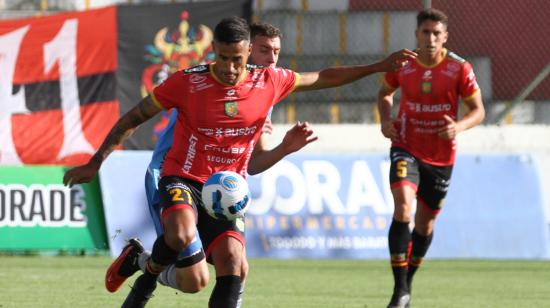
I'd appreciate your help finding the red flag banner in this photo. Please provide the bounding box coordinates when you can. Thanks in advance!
[0,6,118,165]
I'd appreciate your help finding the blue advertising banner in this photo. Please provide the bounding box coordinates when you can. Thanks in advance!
[245,153,550,259]
[99,151,550,259]
[246,154,393,259]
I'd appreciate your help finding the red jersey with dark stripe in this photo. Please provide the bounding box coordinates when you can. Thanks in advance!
[384,49,480,166]
[152,63,298,183]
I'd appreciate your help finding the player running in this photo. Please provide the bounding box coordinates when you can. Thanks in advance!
[104,22,315,308]
[377,8,485,308]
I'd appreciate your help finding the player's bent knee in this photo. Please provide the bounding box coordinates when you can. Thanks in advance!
[164,228,196,251]
[175,261,209,293]
[393,210,412,223]
[212,237,245,276]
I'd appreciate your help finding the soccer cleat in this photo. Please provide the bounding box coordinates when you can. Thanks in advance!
[387,291,411,308]
[106,238,145,293]
[121,274,157,308]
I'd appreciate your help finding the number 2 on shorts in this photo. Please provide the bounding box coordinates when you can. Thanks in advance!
[169,188,192,203]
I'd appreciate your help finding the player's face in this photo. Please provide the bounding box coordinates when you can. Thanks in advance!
[250,35,281,67]
[213,40,251,85]
[415,20,448,59]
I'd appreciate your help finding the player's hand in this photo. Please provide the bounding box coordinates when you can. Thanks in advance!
[63,159,101,187]
[437,114,462,139]
[281,121,318,154]
[381,119,398,140]
[262,118,273,134]
[380,49,418,72]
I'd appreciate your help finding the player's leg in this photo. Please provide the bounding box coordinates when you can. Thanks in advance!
[407,163,453,291]
[236,246,249,308]
[162,241,209,292]
[209,236,245,308]
[387,147,419,308]
[122,176,199,307]
[105,170,162,293]
[196,202,246,308]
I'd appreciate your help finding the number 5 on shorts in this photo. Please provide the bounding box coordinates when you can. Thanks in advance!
[396,161,407,178]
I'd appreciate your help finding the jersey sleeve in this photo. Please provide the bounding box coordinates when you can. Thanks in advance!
[383,70,400,90]
[268,67,299,104]
[459,62,481,101]
[151,71,187,110]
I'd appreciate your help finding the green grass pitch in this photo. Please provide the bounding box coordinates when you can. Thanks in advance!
[0,256,549,307]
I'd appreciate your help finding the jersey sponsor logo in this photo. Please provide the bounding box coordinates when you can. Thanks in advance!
[198,126,257,137]
[189,74,207,83]
[206,155,237,165]
[422,70,432,80]
[204,144,246,154]
[222,126,257,137]
[406,101,451,113]
[245,80,266,89]
[189,82,214,93]
[401,62,415,75]
[183,134,198,173]
[224,101,238,117]
[224,89,239,99]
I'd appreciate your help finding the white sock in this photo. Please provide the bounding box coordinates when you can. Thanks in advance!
[157,264,179,289]
[137,250,151,272]
[138,250,179,290]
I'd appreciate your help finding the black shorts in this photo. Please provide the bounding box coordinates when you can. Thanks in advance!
[158,176,246,260]
[389,147,453,213]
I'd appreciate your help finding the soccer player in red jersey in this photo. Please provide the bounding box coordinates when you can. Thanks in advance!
[377,9,485,308]
[102,22,315,308]
[64,16,416,308]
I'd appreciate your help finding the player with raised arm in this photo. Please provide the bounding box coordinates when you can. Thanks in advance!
[377,8,485,308]
[103,22,316,308]
[64,16,416,308]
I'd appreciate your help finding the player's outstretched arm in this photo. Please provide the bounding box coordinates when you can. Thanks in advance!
[294,49,417,92]
[248,121,317,175]
[63,95,162,187]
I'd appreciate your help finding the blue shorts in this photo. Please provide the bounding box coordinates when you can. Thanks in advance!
[145,167,204,260]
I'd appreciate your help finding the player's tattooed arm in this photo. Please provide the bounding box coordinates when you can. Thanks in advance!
[63,95,162,186]
[91,95,162,164]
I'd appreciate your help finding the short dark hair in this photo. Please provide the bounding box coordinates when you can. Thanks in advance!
[250,22,282,40]
[417,8,448,29]
[214,16,250,43]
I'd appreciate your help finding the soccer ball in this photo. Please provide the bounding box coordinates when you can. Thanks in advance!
[201,171,251,220]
